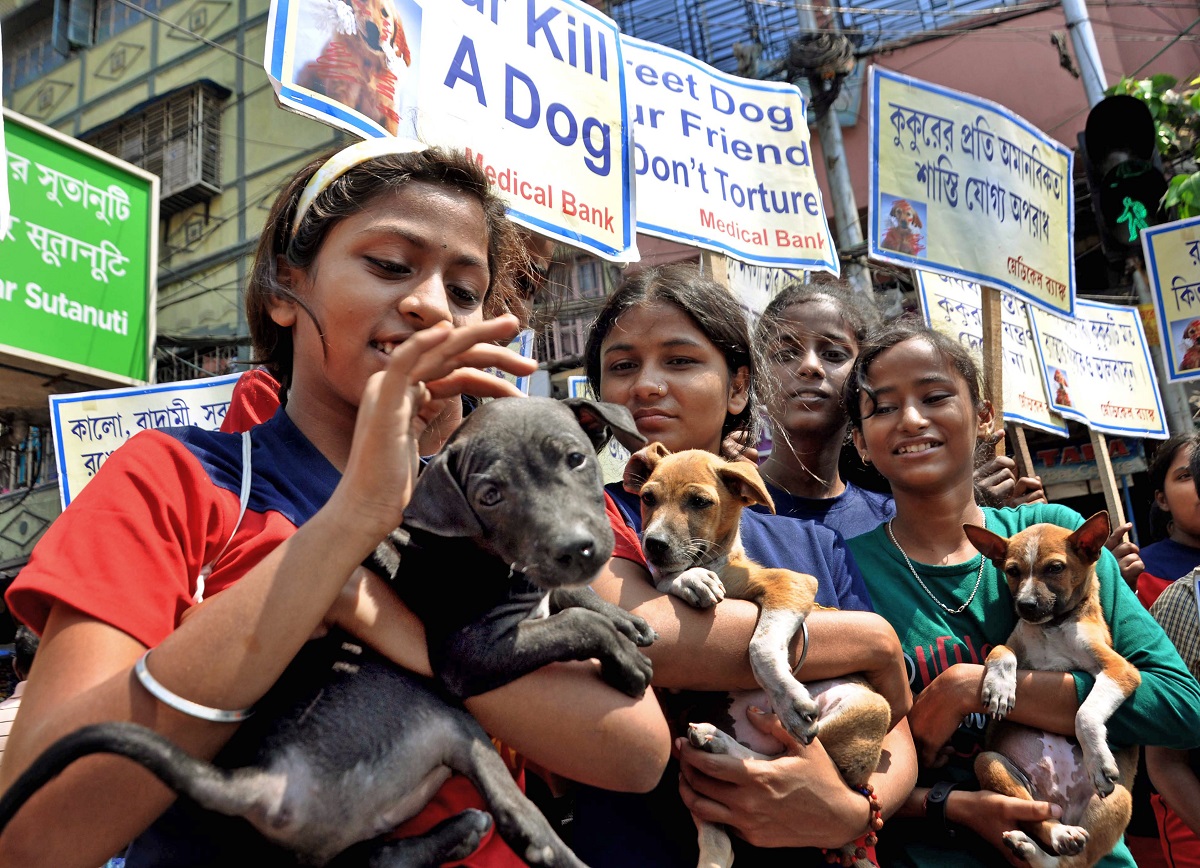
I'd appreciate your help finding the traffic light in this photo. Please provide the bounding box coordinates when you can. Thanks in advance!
[1080,94,1169,256]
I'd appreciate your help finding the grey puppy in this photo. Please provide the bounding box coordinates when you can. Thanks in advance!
[0,397,652,868]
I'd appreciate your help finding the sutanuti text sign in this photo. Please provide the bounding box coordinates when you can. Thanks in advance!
[1142,215,1200,383]
[1027,298,1167,439]
[916,271,1067,437]
[264,0,636,261]
[1,110,156,385]
[621,36,837,272]
[869,68,1074,316]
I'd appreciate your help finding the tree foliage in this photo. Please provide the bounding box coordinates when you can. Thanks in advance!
[1109,74,1200,217]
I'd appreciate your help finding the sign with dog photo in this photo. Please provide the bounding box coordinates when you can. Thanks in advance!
[868,68,1074,316]
[264,0,636,262]
[621,36,838,273]
[1027,298,1168,439]
[1141,214,1200,382]
[916,271,1067,437]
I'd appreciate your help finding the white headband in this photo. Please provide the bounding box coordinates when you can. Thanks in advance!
[290,137,428,238]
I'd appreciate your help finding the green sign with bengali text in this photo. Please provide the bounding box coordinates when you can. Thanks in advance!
[2,110,156,384]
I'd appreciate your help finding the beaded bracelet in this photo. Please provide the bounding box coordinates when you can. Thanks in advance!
[134,649,255,723]
[822,782,884,867]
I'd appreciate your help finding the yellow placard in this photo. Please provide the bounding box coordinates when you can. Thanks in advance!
[869,67,1074,315]
[1142,215,1200,381]
[1027,299,1168,439]
[916,272,1066,437]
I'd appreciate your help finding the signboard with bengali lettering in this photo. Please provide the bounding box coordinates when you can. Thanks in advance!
[869,68,1074,316]
[1142,215,1200,383]
[1,108,157,387]
[49,374,240,507]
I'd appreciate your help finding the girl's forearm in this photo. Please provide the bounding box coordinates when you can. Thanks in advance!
[1146,746,1200,834]
[871,719,918,821]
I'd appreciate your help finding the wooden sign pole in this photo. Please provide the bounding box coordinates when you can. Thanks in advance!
[1088,428,1127,528]
[1006,423,1036,478]
[980,287,1005,458]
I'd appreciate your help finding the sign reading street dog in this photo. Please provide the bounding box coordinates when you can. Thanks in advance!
[621,36,838,273]
[1141,215,1200,383]
[869,68,1074,316]
[1027,298,1167,439]
[264,0,636,262]
[916,272,1067,437]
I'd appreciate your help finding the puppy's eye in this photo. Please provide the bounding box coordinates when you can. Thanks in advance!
[478,487,503,507]
[566,451,587,469]
[1044,561,1065,574]
[687,495,714,510]
[1005,565,1021,580]
[641,491,657,508]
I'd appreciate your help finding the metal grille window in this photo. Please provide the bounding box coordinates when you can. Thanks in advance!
[3,12,61,92]
[536,316,590,364]
[84,81,226,215]
[154,344,242,384]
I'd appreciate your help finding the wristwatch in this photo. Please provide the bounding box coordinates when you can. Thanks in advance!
[923,781,960,838]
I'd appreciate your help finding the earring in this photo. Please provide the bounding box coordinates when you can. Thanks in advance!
[860,453,871,465]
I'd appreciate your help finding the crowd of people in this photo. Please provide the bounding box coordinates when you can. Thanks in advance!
[0,138,1198,868]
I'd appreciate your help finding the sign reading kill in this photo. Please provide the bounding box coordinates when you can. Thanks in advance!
[1027,298,1168,439]
[621,36,838,272]
[264,0,636,261]
[1142,215,1200,382]
[869,68,1074,315]
[916,272,1066,436]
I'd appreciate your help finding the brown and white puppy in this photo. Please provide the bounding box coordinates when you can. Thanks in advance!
[625,443,891,868]
[964,511,1140,868]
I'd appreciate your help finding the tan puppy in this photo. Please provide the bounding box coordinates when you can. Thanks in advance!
[964,511,1139,868]
[624,443,891,868]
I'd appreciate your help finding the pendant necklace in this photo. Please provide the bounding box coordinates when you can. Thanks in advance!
[885,519,984,616]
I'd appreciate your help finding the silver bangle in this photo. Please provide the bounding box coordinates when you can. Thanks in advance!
[134,649,254,723]
[790,620,810,678]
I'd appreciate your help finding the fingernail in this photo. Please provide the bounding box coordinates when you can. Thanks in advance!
[748,705,766,715]
[1050,804,1062,818]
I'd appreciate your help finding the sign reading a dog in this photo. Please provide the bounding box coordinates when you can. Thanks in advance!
[264,0,636,263]
[1142,215,1200,383]
[868,68,1075,317]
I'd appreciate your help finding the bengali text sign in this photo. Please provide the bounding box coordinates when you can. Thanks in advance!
[265,0,635,261]
[2,109,156,385]
[50,374,241,507]
[622,36,837,272]
[869,68,1074,315]
[1142,215,1200,382]
[916,272,1066,436]
[1027,299,1167,439]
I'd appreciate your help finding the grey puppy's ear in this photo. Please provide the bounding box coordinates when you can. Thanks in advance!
[563,398,647,452]
[403,444,484,538]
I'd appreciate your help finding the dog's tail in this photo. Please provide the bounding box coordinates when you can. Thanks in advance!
[0,722,274,835]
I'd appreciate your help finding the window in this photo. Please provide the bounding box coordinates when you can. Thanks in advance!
[536,316,589,364]
[84,81,227,215]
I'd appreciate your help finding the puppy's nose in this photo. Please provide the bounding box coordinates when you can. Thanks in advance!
[555,535,600,570]
[643,535,670,562]
[1015,598,1042,621]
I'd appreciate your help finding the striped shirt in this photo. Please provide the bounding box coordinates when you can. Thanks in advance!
[1150,568,1200,682]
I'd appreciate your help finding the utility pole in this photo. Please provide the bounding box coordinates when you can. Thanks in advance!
[1063,0,1194,433]
[791,4,871,297]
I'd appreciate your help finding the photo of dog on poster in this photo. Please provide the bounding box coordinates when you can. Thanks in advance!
[879,194,927,258]
[1171,316,1200,372]
[290,0,422,137]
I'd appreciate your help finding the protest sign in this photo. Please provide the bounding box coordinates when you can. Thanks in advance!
[49,373,240,507]
[264,0,636,261]
[1027,298,1167,439]
[622,36,837,272]
[2,109,157,387]
[723,259,806,316]
[1141,214,1200,382]
[869,68,1074,316]
[916,272,1066,436]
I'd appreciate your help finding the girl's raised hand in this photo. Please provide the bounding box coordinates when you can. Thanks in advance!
[334,316,537,541]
